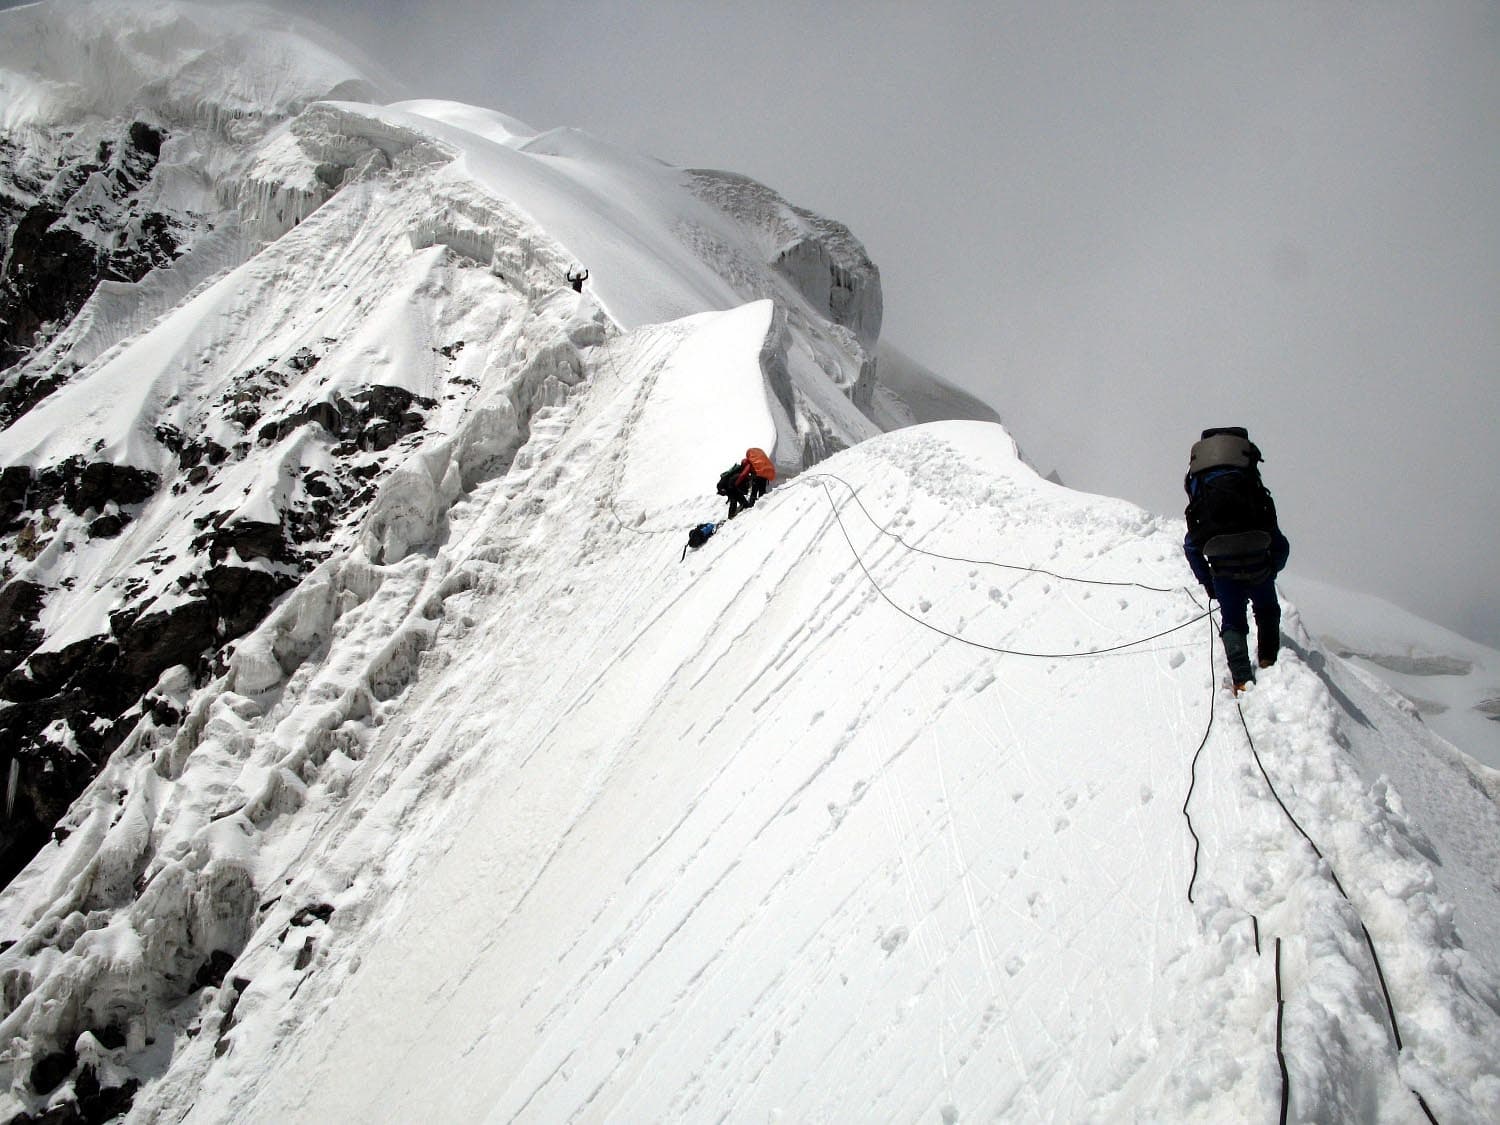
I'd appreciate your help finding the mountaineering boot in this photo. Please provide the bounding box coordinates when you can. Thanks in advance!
[1253,604,1281,669]
[1221,629,1254,692]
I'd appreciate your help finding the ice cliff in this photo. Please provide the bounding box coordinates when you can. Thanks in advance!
[1,4,1498,1123]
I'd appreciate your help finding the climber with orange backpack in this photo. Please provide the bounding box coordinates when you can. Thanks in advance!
[716,446,775,519]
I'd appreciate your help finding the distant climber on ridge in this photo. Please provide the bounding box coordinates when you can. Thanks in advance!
[716,447,775,520]
[1182,427,1290,693]
[566,265,589,292]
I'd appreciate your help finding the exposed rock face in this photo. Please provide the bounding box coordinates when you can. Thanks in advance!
[0,122,194,419]
[0,68,610,895]
[0,374,452,886]
[0,10,902,1111]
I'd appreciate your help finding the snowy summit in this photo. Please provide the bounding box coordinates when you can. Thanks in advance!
[1,3,1498,1122]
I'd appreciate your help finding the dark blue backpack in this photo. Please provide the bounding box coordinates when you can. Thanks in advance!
[1185,429,1279,582]
[681,521,719,561]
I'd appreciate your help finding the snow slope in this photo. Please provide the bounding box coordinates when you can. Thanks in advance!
[7,399,1500,1121]
[1281,574,1500,772]
[0,5,1498,1124]
[0,0,885,891]
[0,0,379,132]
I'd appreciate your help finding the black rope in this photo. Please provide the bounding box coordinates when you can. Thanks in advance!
[1182,604,1217,903]
[820,480,1213,659]
[810,471,1187,594]
[1234,695,1446,1120]
[1234,697,1407,1047]
[1276,937,1290,1125]
[810,469,1442,1120]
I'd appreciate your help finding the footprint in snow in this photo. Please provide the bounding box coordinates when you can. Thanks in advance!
[880,927,908,955]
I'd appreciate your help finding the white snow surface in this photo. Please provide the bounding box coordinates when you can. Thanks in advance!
[1,5,1499,1124]
[10,410,1500,1123]
[0,0,379,131]
[1281,574,1500,772]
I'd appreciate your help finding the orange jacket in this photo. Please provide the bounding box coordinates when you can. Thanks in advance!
[743,447,775,482]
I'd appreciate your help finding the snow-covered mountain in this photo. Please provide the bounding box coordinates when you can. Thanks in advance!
[1,4,1498,1123]
[1280,575,1500,772]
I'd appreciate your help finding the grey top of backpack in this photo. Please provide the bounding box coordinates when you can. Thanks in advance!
[1189,429,1263,475]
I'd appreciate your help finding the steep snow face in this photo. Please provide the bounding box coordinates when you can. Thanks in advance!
[2,402,1498,1122]
[0,0,386,392]
[0,1,889,898]
[2,6,1498,1123]
[872,339,1006,431]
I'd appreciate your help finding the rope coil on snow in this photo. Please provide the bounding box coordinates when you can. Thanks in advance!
[809,472,1188,593]
[818,479,1212,659]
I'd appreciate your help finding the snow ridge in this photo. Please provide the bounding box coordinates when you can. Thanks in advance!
[0,5,1498,1124]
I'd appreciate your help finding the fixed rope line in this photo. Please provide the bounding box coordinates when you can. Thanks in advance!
[1233,696,1406,1048]
[819,480,1213,659]
[808,471,1188,594]
[1275,938,1290,1125]
[1232,680,1441,1123]
[803,468,1438,1118]
[1181,601,1218,904]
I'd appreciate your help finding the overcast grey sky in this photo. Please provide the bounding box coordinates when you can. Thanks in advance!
[22,0,1500,644]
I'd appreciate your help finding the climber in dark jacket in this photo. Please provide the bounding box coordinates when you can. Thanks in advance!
[716,462,751,519]
[716,447,776,520]
[1182,428,1290,692]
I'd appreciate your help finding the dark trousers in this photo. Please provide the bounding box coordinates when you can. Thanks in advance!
[726,475,768,519]
[1212,574,1281,681]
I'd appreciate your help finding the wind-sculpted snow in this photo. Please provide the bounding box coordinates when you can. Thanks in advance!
[1,0,889,914]
[685,168,884,351]
[0,0,378,133]
[5,381,1500,1122]
[2,5,1499,1122]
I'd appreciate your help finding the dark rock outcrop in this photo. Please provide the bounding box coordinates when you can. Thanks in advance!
[0,120,192,421]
